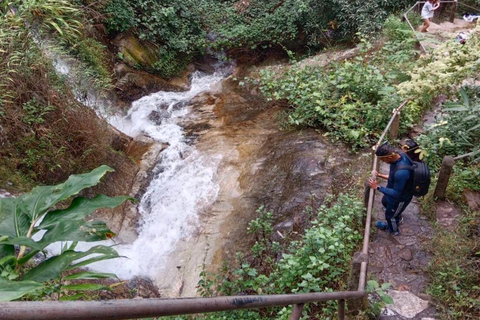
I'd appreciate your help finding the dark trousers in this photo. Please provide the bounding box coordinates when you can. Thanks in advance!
[382,195,413,233]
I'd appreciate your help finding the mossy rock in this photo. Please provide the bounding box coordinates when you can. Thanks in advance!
[113,32,160,69]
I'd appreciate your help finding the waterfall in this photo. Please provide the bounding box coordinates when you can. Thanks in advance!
[96,71,226,279]
[46,66,232,282]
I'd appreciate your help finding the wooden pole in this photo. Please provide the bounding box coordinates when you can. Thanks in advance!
[434,156,455,200]
[389,112,400,140]
[450,0,457,23]
[289,304,304,320]
[338,299,345,320]
[347,252,369,314]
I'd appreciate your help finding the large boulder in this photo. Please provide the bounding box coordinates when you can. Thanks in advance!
[115,64,187,101]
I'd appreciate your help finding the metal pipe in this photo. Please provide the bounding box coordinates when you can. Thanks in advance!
[454,151,477,161]
[404,2,420,16]
[289,303,304,320]
[338,299,345,320]
[0,292,364,320]
[458,2,480,12]
[358,100,408,291]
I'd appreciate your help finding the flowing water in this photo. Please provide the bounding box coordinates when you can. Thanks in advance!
[96,70,228,279]
[47,66,233,282]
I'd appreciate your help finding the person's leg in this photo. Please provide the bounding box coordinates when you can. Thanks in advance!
[394,195,413,226]
[385,200,401,234]
[421,18,430,32]
[382,195,388,208]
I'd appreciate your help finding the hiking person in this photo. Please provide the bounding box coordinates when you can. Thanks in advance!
[421,0,440,32]
[369,142,414,236]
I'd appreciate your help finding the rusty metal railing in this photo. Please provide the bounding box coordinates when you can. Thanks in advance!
[0,102,410,320]
[404,1,480,53]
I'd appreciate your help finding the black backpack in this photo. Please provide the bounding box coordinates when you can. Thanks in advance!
[393,154,431,197]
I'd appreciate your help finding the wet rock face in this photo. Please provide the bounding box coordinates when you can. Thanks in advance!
[156,75,356,297]
[115,64,187,102]
[112,32,160,70]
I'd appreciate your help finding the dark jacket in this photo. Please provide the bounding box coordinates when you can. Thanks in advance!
[378,153,413,202]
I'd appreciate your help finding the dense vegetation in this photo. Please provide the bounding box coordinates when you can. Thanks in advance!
[418,89,480,318]
[0,0,121,190]
[101,0,416,77]
[0,166,130,301]
[255,16,418,149]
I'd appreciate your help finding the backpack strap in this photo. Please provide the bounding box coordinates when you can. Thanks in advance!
[393,164,414,175]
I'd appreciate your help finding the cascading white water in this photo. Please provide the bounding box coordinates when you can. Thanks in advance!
[69,69,229,281]
[32,35,235,283]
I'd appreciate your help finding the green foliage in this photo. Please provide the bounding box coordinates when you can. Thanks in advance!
[102,0,417,77]
[21,99,55,125]
[104,0,135,33]
[417,86,480,168]
[330,0,415,38]
[0,166,132,301]
[69,38,112,90]
[151,48,191,79]
[427,209,480,319]
[251,16,422,150]
[365,280,393,317]
[397,25,480,105]
[196,194,364,319]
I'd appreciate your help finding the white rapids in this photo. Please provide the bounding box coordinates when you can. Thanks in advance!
[47,69,229,282]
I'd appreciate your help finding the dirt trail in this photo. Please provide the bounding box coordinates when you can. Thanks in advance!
[417,18,475,51]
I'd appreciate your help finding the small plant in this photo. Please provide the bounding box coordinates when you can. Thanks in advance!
[365,280,394,317]
[21,99,55,125]
[0,165,133,301]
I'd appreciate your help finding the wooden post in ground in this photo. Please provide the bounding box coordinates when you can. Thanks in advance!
[346,252,368,314]
[389,112,400,140]
[450,0,458,23]
[434,156,455,200]
[289,304,304,320]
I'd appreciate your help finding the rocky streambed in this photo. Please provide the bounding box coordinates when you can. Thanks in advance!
[98,69,361,297]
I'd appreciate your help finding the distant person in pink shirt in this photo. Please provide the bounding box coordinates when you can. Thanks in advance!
[421,0,440,32]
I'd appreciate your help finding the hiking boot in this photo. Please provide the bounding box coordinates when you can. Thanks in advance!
[375,221,388,230]
[398,216,404,225]
[376,221,400,236]
[389,228,401,236]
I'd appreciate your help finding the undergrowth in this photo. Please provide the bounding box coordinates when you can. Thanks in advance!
[0,1,115,188]
[427,207,480,319]
[184,194,365,320]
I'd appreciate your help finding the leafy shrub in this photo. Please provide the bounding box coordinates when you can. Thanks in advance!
[257,56,400,149]
[196,194,364,319]
[104,0,135,33]
[0,166,132,301]
[427,209,480,319]
[417,86,480,168]
[151,48,191,79]
[21,99,56,125]
[397,26,480,106]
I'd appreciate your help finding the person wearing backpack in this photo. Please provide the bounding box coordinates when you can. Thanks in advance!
[369,142,415,236]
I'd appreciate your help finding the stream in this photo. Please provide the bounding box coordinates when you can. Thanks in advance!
[44,52,354,297]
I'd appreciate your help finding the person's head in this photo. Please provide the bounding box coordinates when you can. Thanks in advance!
[401,138,421,162]
[375,142,400,164]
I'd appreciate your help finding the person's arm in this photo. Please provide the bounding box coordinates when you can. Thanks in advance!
[373,171,388,180]
[378,170,410,200]
[433,3,440,10]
